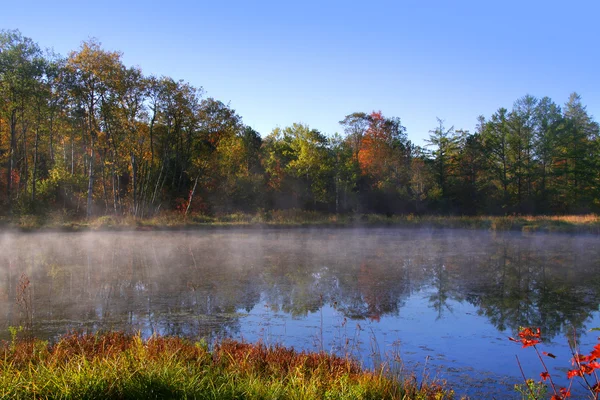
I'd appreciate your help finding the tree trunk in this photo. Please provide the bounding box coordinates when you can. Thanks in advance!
[49,114,55,163]
[71,133,74,175]
[111,148,117,214]
[131,152,137,217]
[151,162,163,207]
[185,175,199,216]
[21,114,28,195]
[31,127,39,204]
[101,151,109,213]
[7,108,17,210]
[86,144,95,219]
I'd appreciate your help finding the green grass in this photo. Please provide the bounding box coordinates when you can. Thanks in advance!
[4,210,600,234]
[0,332,454,399]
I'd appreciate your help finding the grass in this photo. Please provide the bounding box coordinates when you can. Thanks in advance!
[3,210,600,234]
[0,331,454,399]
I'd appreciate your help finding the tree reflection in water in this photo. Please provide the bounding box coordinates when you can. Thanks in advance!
[0,229,599,344]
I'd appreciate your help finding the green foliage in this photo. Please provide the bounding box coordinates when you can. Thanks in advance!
[37,159,87,209]
[1,30,599,218]
[514,379,548,400]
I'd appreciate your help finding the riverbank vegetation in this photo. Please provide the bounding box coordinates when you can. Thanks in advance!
[0,331,453,399]
[1,30,600,221]
[2,211,600,234]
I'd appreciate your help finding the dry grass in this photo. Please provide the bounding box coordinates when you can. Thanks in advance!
[6,210,600,234]
[0,332,455,399]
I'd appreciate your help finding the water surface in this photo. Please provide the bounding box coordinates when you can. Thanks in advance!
[1,228,599,398]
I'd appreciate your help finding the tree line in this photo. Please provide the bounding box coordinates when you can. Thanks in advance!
[1,30,598,218]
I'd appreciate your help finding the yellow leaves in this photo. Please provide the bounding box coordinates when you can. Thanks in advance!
[66,40,126,102]
[67,39,123,74]
[216,135,246,175]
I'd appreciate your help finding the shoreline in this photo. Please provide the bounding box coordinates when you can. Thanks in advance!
[1,213,599,235]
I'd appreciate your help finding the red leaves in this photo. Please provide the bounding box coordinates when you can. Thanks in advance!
[518,327,541,339]
[582,362,600,374]
[521,339,541,348]
[569,341,600,384]
[510,326,600,399]
[550,387,571,399]
[567,368,583,379]
[540,371,550,381]
[573,353,592,363]
[559,387,571,397]
[510,327,542,348]
[568,361,600,378]
[591,344,600,360]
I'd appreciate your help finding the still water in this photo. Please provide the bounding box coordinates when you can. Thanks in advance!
[1,228,599,398]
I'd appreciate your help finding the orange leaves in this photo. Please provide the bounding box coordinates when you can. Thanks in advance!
[357,134,380,176]
[357,111,398,181]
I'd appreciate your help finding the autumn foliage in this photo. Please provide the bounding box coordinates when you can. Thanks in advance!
[1,29,599,218]
[511,326,600,399]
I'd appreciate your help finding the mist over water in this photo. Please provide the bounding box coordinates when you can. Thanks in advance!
[1,228,599,398]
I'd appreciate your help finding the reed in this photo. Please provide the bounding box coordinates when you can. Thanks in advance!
[0,331,454,399]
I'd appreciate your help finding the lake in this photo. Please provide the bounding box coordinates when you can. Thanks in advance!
[1,228,599,398]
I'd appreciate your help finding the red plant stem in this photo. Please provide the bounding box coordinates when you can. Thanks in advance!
[570,330,596,397]
[516,354,538,400]
[592,369,600,400]
[533,344,558,396]
[562,378,573,400]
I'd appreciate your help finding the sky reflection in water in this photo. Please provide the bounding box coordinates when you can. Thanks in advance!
[0,228,599,398]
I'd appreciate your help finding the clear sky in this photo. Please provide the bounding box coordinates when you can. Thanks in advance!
[2,0,599,146]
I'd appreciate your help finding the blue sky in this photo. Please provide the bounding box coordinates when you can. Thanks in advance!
[2,0,599,145]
